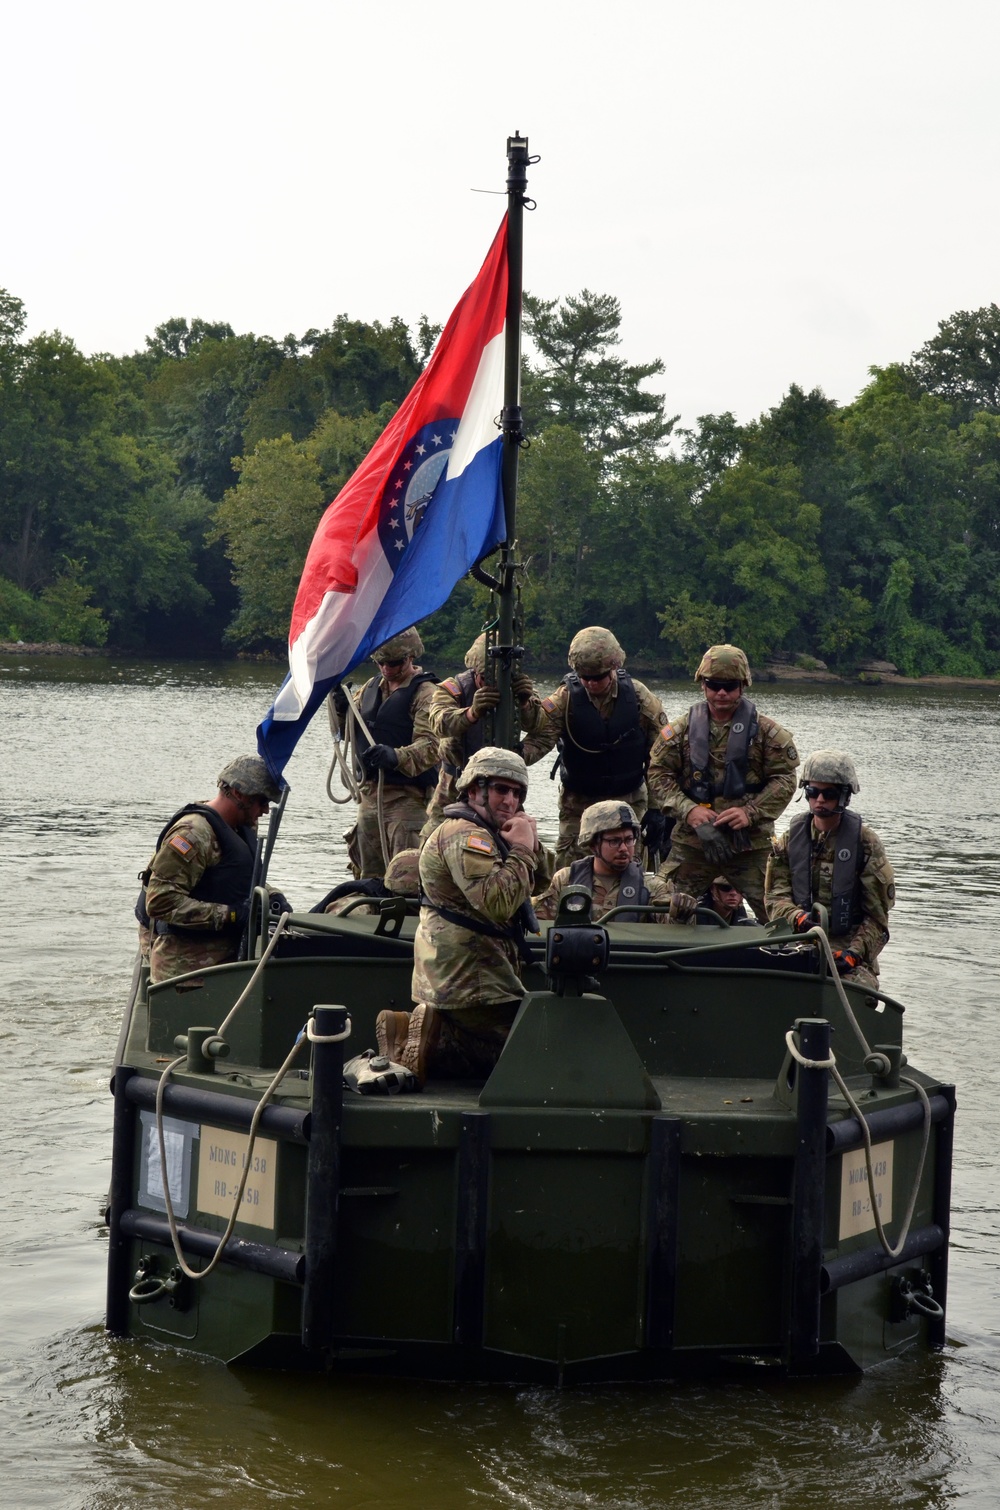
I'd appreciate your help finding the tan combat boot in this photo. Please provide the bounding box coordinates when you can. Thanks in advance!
[375,1009,411,1063]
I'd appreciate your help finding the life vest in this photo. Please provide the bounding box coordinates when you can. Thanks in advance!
[684,698,763,804]
[438,669,486,775]
[135,804,257,937]
[310,877,391,914]
[568,856,649,922]
[358,671,438,790]
[557,671,647,797]
[786,809,865,936]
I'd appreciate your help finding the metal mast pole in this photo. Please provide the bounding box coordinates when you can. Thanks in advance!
[493,131,530,751]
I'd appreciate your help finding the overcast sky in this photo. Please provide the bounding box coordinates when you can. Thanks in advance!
[5,0,998,431]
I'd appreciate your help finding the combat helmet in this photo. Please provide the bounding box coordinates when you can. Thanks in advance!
[694,644,752,686]
[799,749,860,806]
[457,746,529,795]
[373,627,423,663]
[567,626,625,675]
[464,633,488,674]
[383,848,421,897]
[578,800,641,848]
[217,755,281,803]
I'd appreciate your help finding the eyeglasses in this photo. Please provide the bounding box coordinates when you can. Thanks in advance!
[579,670,613,684]
[703,678,741,693]
[486,780,526,800]
[804,785,841,801]
[600,833,637,847]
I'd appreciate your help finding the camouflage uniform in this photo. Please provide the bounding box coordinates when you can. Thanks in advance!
[647,665,798,920]
[346,666,438,879]
[144,810,248,984]
[323,848,421,917]
[523,674,669,866]
[533,865,673,923]
[423,636,543,838]
[766,820,895,988]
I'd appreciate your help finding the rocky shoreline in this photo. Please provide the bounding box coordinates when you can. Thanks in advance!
[0,641,104,657]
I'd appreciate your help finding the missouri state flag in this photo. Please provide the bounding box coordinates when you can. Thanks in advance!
[257,217,510,780]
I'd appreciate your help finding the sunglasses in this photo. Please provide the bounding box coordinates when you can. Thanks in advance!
[703,678,741,693]
[804,785,841,801]
[486,780,526,800]
[579,670,613,683]
[376,657,407,669]
[714,883,742,895]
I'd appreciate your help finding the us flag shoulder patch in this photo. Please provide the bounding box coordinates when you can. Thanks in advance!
[541,695,557,713]
[168,833,194,857]
[659,723,675,742]
[465,833,495,855]
[441,678,461,696]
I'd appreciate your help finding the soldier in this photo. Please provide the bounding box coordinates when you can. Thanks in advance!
[318,848,421,917]
[376,747,542,1083]
[137,755,283,985]
[695,875,755,925]
[533,800,683,924]
[332,627,438,879]
[422,632,541,837]
[647,644,798,921]
[765,750,895,989]
[522,625,672,867]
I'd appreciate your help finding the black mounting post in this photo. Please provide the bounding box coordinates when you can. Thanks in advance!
[493,131,530,752]
[789,1017,830,1366]
[302,1005,347,1355]
[927,1083,955,1349]
[106,1065,137,1337]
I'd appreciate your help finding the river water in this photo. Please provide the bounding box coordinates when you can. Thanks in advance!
[2,655,998,1508]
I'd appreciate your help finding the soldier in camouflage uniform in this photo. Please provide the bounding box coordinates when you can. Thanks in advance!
[376,747,542,1082]
[647,644,798,921]
[332,628,439,880]
[321,848,421,917]
[522,626,671,867]
[766,750,895,990]
[137,755,282,985]
[422,632,542,838]
[533,801,684,924]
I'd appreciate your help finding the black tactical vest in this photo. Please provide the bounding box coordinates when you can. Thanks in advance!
[568,856,649,922]
[135,803,257,936]
[684,697,763,803]
[786,808,864,936]
[558,671,647,797]
[358,671,438,790]
[439,669,487,774]
[310,876,391,914]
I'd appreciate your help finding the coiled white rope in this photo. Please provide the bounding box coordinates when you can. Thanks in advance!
[325,691,390,871]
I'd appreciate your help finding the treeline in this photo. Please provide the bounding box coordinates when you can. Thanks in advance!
[3,283,1000,677]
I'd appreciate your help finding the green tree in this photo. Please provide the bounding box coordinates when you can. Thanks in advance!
[522,290,672,455]
[908,304,1000,418]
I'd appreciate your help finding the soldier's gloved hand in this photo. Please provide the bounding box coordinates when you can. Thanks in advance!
[692,821,736,866]
[361,744,399,776]
[641,809,667,854]
[511,672,536,704]
[225,900,251,932]
[268,890,293,916]
[331,683,350,718]
[470,685,501,719]
[833,950,862,974]
[791,910,813,933]
[668,889,698,922]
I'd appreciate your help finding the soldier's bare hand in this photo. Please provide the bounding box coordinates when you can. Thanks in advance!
[502,812,538,851]
[687,805,714,829]
[713,806,751,830]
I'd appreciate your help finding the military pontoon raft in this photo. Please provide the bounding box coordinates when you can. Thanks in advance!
[106,892,954,1381]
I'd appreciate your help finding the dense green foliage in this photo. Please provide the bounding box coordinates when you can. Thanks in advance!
[2,281,999,677]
